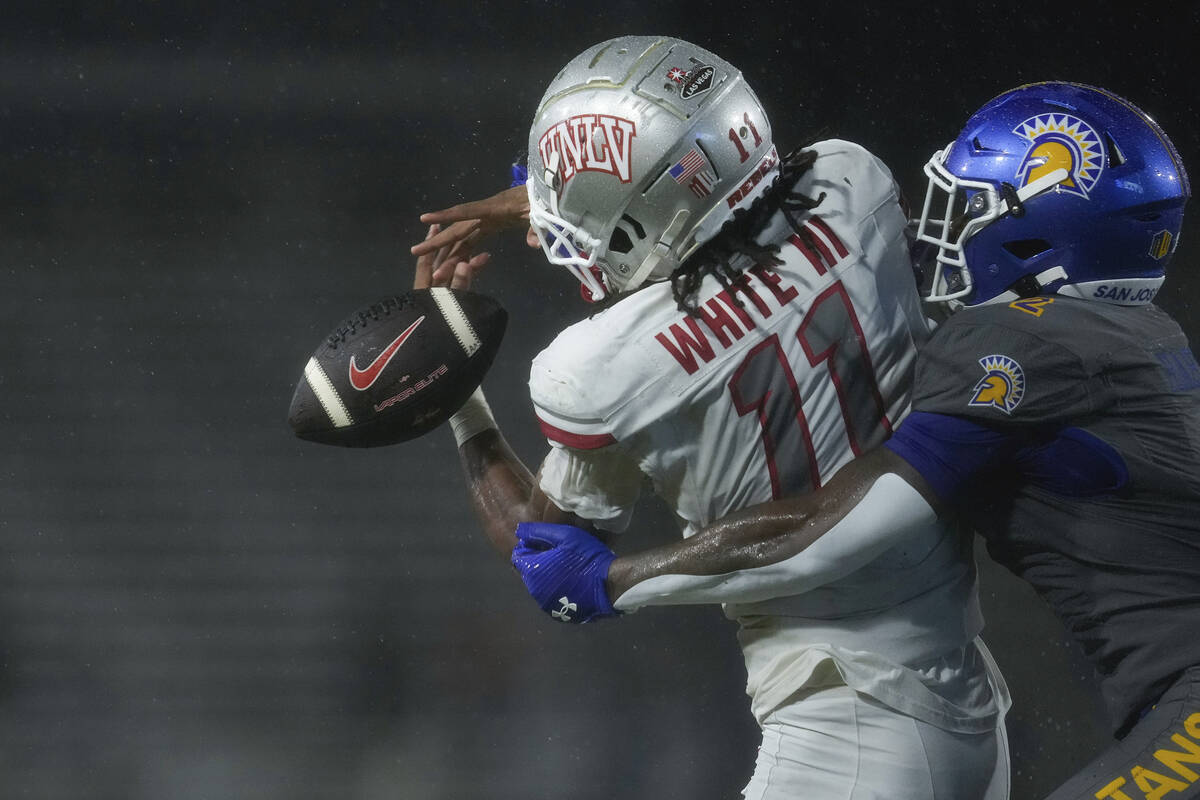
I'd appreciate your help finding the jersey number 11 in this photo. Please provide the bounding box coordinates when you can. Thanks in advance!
[728,281,892,498]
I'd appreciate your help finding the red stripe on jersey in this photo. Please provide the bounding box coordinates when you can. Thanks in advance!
[537,417,617,450]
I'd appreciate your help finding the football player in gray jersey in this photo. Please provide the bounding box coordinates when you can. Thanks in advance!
[519,82,1200,800]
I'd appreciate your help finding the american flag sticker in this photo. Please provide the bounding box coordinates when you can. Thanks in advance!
[669,148,707,185]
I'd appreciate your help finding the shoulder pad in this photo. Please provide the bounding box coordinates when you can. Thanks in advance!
[799,139,905,240]
[915,301,1093,424]
[528,306,665,448]
[805,140,900,200]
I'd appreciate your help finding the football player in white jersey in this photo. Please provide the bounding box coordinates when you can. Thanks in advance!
[413,36,1010,800]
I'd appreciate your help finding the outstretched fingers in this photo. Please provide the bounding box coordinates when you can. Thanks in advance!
[411,186,530,256]
[413,223,440,290]
[446,251,491,291]
[410,218,481,257]
[419,197,498,226]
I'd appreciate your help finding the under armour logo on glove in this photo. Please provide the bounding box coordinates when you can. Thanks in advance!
[511,522,619,625]
[550,596,578,622]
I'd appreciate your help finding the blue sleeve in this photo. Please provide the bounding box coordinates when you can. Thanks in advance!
[883,411,1023,503]
[884,412,1131,503]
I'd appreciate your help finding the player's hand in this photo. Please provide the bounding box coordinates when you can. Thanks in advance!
[413,223,492,291]
[511,522,619,624]
[410,185,530,264]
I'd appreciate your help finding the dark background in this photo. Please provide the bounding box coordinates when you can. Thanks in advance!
[2,1,1197,797]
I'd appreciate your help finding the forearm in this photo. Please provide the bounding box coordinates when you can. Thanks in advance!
[458,428,571,557]
[606,449,939,609]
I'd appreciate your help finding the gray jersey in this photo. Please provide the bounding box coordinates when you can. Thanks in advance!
[910,295,1200,734]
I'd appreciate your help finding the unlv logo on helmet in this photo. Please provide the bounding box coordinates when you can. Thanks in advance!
[538,114,637,187]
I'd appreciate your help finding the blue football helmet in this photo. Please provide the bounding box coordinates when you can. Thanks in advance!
[916,82,1190,307]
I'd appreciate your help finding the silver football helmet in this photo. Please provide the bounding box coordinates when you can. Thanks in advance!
[526,36,779,300]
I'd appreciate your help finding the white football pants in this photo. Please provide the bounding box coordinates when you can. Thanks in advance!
[741,686,1010,800]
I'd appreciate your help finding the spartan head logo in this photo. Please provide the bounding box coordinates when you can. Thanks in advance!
[968,354,1026,415]
[1013,113,1105,199]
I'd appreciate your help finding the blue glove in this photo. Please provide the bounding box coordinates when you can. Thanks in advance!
[510,162,529,188]
[511,522,618,624]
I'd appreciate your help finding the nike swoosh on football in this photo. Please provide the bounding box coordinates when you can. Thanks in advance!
[348,315,426,391]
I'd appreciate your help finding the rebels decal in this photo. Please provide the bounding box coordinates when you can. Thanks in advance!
[538,114,637,187]
[726,147,779,209]
[789,218,850,276]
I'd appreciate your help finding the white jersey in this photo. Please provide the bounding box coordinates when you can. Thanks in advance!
[529,140,1004,731]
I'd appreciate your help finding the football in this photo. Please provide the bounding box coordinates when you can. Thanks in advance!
[288,288,507,447]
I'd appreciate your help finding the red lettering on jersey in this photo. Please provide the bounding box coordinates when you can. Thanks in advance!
[653,267,801,376]
[698,296,746,347]
[797,282,893,455]
[808,216,849,258]
[750,265,800,307]
[788,233,827,276]
[726,273,773,317]
[655,317,716,375]
[788,220,849,275]
[715,287,758,329]
[805,224,839,268]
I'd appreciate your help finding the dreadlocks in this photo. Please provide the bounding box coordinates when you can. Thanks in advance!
[669,146,826,314]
